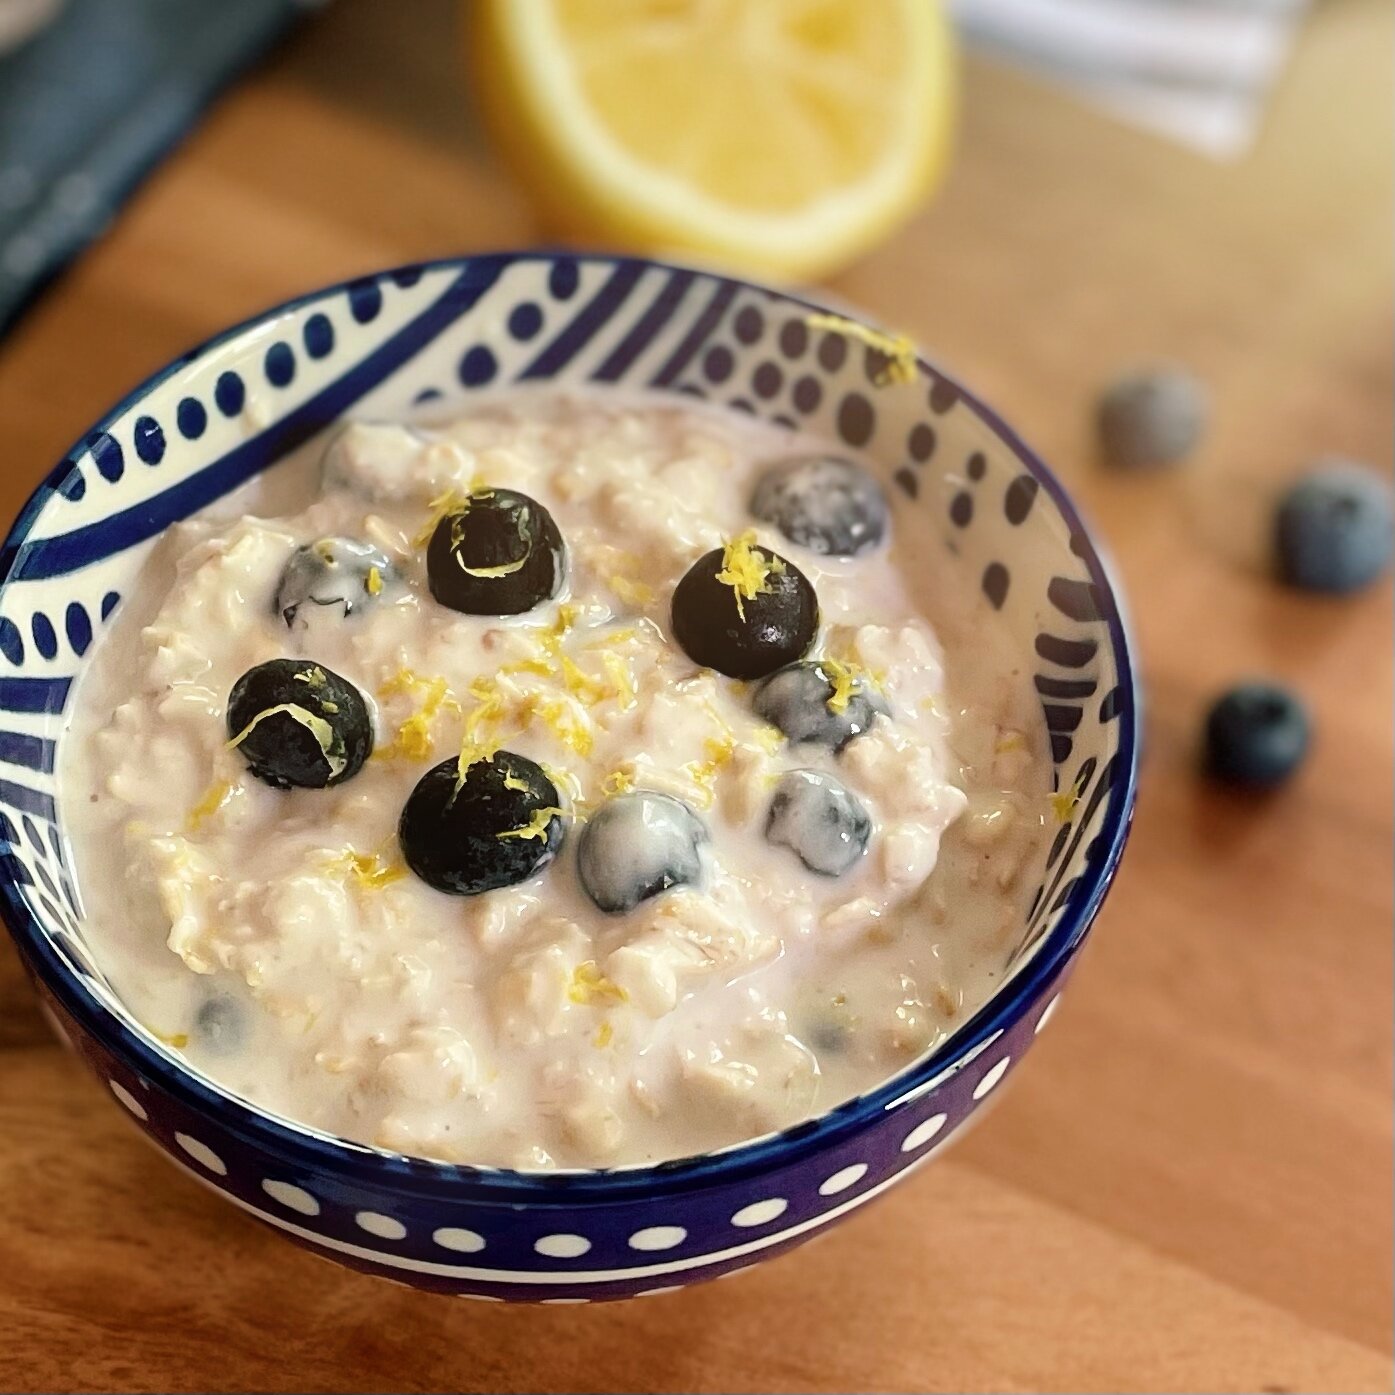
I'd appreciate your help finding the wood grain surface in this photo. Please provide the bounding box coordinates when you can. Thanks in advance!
[0,2,1390,1391]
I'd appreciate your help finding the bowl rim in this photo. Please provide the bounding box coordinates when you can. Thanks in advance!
[0,251,1140,1202]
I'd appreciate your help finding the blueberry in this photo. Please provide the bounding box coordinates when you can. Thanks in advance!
[227,658,373,789]
[765,769,871,876]
[750,455,889,556]
[427,488,565,616]
[194,996,244,1054]
[576,791,707,914]
[275,537,394,627]
[1096,367,1207,469]
[1204,682,1310,788]
[398,752,564,895]
[671,534,818,679]
[753,660,883,752]
[1275,461,1394,593]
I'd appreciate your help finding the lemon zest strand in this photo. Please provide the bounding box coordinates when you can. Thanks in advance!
[715,531,781,620]
[496,806,563,842]
[822,658,860,714]
[323,849,407,891]
[568,962,628,1006]
[187,780,232,831]
[609,574,655,607]
[805,312,917,386]
[227,703,344,778]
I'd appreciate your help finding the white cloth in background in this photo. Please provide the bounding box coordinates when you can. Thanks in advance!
[950,0,1311,159]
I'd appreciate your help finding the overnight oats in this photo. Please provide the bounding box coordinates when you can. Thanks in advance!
[62,391,1049,1168]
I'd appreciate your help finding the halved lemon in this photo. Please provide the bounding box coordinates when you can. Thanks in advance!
[469,0,957,282]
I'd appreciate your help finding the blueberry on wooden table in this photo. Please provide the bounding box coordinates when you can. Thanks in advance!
[754,659,883,752]
[275,537,394,627]
[1275,461,1394,593]
[427,488,565,616]
[227,658,373,789]
[671,532,818,680]
[577,791,708,914]
[765,769,871,876]
[399,752,564,895]
[1204,682,1309,788]
[750,455,889,556]
[1096,366,1207,469]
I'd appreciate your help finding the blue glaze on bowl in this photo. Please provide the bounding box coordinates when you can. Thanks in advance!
[0,253,1139,1302]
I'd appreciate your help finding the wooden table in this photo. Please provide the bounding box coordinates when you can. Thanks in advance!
[1,3,1390,1390]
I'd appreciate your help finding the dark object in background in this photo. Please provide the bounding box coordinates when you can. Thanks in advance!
[1096,366,1208,469]
[1204,681,1309,788]
[0,0,306,338]
[1275,460,1394,594]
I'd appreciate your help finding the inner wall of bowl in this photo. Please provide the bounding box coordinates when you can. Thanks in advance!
[0,253,1124,1075]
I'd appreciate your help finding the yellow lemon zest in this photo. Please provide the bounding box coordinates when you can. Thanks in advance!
[594,1020,614,1049]
[187,780,232,831]
[995,731,1026,754]
[227,703,344,779]
[568,961,628,1006]
[413,487,473,548]
[497,806,563,842]
[561,655,607,705]
[704,734,736,766]
[1050,789,1080,823]
[822,658,860,714]
[715,531,782,620]
[542,602,578,655]
[538,698,594,756]
[460,549,531,579]
[465,676,508,736]
[538,761,584,813]
[805,312,917,386]
[587,626,636,650]
[753,724,784,754]
[609,574,655,608]
[451,741,496,802]
[601,767,635,797]
[377,671,459,762]
[324,849,407,891]
[501,765,531,793]
[292,665,328,689]
[684,735,736,804]
[365,565,383,596]
[501,656,553,677]
[603,652,636,709]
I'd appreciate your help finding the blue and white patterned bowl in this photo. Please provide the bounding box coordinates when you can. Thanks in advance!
[0,253,1138,1301]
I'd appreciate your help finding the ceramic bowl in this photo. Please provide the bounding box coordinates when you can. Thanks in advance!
[0,253,1138,1301]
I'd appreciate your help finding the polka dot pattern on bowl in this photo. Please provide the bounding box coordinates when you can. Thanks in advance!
[0,253,1134,1303]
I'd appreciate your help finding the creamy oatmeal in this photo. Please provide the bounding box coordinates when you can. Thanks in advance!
[63,391,1048,1168]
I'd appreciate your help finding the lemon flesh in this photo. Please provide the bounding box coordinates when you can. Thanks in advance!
[470,0,958,281]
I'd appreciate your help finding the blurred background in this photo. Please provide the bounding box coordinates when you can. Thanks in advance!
[0,3,1390,1393]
